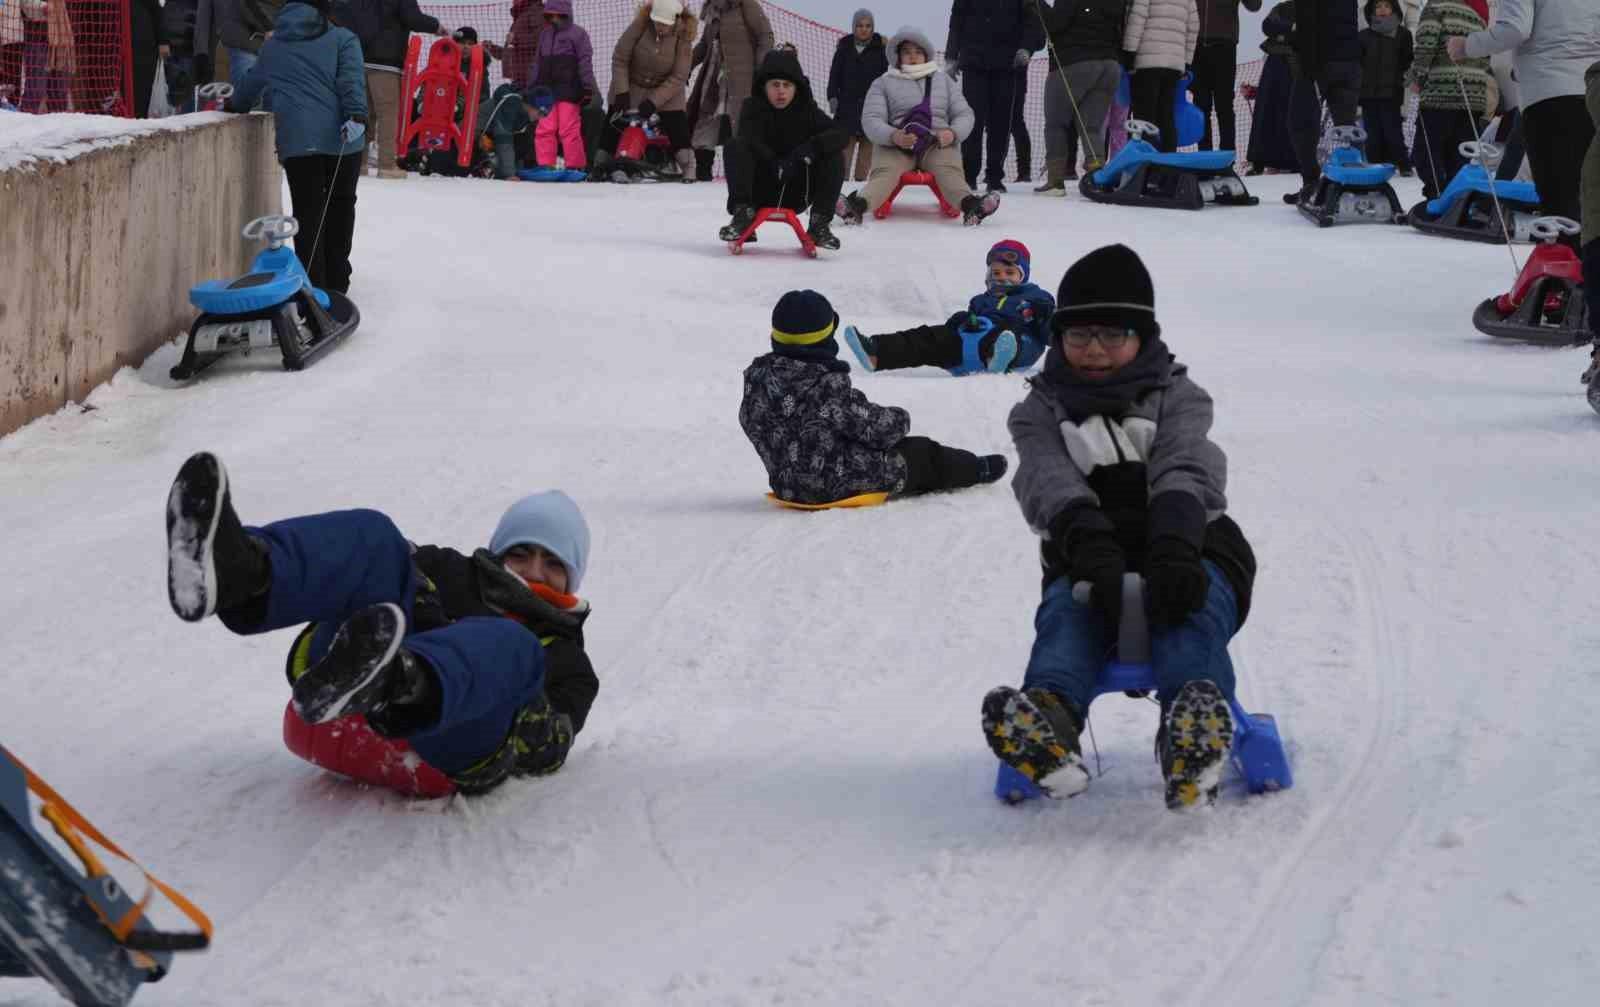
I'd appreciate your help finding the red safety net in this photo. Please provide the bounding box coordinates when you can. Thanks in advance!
[1,0,132,115]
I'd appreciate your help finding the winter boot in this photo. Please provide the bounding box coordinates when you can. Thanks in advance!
[808,211,841,251]
[1033,158,1067,196]
[985,179,1008,194]
[961,191,1001,226]
[982,686,1088,798]
[986,330,1018,373]
[675,148,696,183]
[587,148,613,182]
[719,204,758,242]
[1157,680,1235,811]
[695,147,716,182]
[842,325,876,371]
[1282,181,1316,206]
[166,451,270,622]
[291,603,440,726]
[836,191,868,225]
[975,454,1008,484]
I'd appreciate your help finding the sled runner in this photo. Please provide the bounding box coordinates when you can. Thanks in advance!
[0,744,211,1007]
[397,36,485,172]
[1080,120,1259,211]
[1471,217,1589,345]
[1406,141,1542,244]
[765,491,890,511]
[1297,125,1405,227]
[727,208,819,257]
[992,575,1292,805]
[873,171,961,220]
[170,215,360,381]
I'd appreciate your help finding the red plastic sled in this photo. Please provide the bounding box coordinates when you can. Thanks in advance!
[874,170,961,220]
[727,207,818,257]
[396,36,486,170]
[282,703,456,798]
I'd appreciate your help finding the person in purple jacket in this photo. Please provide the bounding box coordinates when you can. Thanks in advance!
[526,0,596,171]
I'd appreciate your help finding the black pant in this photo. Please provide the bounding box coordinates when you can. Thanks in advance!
[1491,108,1525,180]
[896,436,982,494]
[1289,62,1360,186]
[1522,95,1593,229]
[1361,97,1410,169]
[1131,68,1182,153]
[1584,238,1599,341]
[282,152,361,293]
[1191,41,1238,151]
[1411,107,1479,199]
[725,142,844,218]
[1010,66,1032,179]
[872,316,997,371]
[962,69,1020,187]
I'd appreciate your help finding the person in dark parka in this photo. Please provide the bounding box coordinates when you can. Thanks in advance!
[1193,0,1264,151]
[945,0,1044,192]
[130,0,163,117]
[1245,0,1301,173]
[1358,0,1413,171]
[826,10,889,183]
[1285,0,1364,203]
[721,49,849,251]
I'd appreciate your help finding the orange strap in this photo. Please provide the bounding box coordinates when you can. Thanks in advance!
[2,745,213,946]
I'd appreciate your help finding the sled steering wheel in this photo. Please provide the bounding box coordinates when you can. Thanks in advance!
[242,214,300,250]
[1330,124,1368,146]
[196,82,234,101]
[1528,216,1580,244]
[1124,119,1161,140]
[1459,140,1503,170]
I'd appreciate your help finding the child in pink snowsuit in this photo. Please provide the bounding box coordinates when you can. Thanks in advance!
[527,0,596,170]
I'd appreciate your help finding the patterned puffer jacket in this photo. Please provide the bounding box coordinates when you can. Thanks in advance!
[739,354,912,504]
[1123,0,1200,72]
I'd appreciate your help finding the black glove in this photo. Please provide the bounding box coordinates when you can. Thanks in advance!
[1145,537,1209,629]
[1119,50,1137,71]
[511,693,574,776]
[637,97,656,118]
[780,141,814,173]
[1054,506,1126,637]
[192,52,211,84]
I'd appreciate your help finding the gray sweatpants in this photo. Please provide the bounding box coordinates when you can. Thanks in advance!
[1043,59,1121,168]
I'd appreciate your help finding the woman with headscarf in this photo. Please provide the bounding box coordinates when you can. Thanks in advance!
[826,9,889,184]
[685,0,774,181]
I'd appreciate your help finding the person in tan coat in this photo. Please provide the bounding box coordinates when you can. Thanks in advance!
[686,0,774,180]
[604,0,697,177]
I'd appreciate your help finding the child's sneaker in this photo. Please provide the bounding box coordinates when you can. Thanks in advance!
[982,686,1089,798]
[986,330,1018,373]
[166,452,269,622]
[291,603,431,725]
[719,205,757,242]
[961,191,1001,226]
[975,454,1008,484]
[1157,680,1235,811]
[836,191,868,225]
[842,325,876,372]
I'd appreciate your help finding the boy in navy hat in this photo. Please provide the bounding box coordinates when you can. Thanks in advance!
[981,244,1257,811]
[164,452,599,794]
[739,290,1009,504]
[841,238,1054,375]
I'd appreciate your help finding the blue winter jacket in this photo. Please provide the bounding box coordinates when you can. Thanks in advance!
[967,281,1056,368]
[232,3,368,159]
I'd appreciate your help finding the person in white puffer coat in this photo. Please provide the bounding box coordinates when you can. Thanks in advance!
[1122,0,1199,151]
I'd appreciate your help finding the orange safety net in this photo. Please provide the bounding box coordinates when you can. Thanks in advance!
[1,0,132,115]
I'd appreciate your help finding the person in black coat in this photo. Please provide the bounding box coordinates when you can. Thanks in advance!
[1246,0,1300,172]
[130,0,163,117]
[1285,0,1363,202]
[1358,0,1413,171]
[945,0,1044,192]
[160,0,201,113]
[721,49,849,250]
[826,10,888,183]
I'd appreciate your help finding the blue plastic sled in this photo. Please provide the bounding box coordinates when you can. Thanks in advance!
[1080,120,1258,211]
[1298,126,1405,227]
[1407,141,1542,244]
[517,167,589,183]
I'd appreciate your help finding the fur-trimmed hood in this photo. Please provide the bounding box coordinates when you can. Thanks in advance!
[886,26,936,68]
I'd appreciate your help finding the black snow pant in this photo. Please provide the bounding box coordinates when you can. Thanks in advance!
[1192,41,1239,151]
[1360,97,1410,170]
[1584,238,1599,341]
[1411,107,1479,200]
[1131,67,1182,153]
[962,68,1019,188]
[1522,95,1594,242]
[725,141,845,218]
[870,316,1000,372]
[896,436,983,495]
[1290,61,1361,187]
[1010,66,1033,180]
[1491,108,1525,181]
[282,152,362,294]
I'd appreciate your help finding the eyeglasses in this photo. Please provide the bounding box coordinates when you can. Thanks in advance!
[1058,325,1136,349]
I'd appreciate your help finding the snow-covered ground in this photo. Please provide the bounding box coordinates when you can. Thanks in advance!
[2,168,1597,1006]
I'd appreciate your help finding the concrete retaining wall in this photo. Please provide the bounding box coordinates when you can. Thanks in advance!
[0,115,281,437]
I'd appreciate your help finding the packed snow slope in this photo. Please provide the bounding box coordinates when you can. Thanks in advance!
[3,170,1597,1007]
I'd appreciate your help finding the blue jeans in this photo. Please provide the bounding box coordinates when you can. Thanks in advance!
[218,509,547,775]
[227,47,258,91]
[1022,561,1239,716]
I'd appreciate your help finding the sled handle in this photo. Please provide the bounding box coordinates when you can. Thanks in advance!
[1459,140,1502,169]
[1528,216,1581,242]
[196,82,234,101]
[1330,124,1367,146]
[1072,573,1151,664]
[242,214,300,249]
[1124,119,1160,140]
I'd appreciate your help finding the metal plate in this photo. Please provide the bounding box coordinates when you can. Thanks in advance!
[191,318,276,354]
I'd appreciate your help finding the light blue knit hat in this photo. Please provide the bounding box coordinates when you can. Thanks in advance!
[488,490,591,592]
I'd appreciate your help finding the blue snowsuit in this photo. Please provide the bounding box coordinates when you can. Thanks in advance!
[866,281,1055,374]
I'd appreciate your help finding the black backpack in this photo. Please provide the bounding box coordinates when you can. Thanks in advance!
[332,0,385,54]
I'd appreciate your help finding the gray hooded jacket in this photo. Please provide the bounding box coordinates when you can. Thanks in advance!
[1463,0,1600,110]
[859,27,975,147]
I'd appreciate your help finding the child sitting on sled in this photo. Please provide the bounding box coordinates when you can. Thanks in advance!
[164,453,599,795]
[739,289,1009,505]
[842,239,1055,375]
[980,245,1257,810]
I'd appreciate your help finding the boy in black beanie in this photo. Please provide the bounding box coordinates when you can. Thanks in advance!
[739,289,1008,505]
[981,245,1257,810]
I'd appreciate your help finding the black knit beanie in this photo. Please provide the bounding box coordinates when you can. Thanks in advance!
[770,290,843,365]
[1050,244,1161,341]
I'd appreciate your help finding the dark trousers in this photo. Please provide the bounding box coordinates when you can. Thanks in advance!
[725,142,844,217]
[1360,96,1410,169]
[1411,107,1479,199]
[1491,108,1525,180]
[1131,67,1182,153]
[219,509,547,776]
[1522,95,1593,229]
[896,436,983,494]
[962,68,1019,187]
[872,321,973,371]
[1290,62,1361,186]
[1584,238,1599,340]
[282,153,361,294]
[1192,41,1239,151]
[1010,66,1032,179]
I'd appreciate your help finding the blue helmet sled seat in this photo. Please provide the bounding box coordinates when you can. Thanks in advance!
[1406,141,1543,244]
[1297,125,1405,227]
[170,215,361,381]
[0,744,211,1007]
[1080,119,1259,211]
